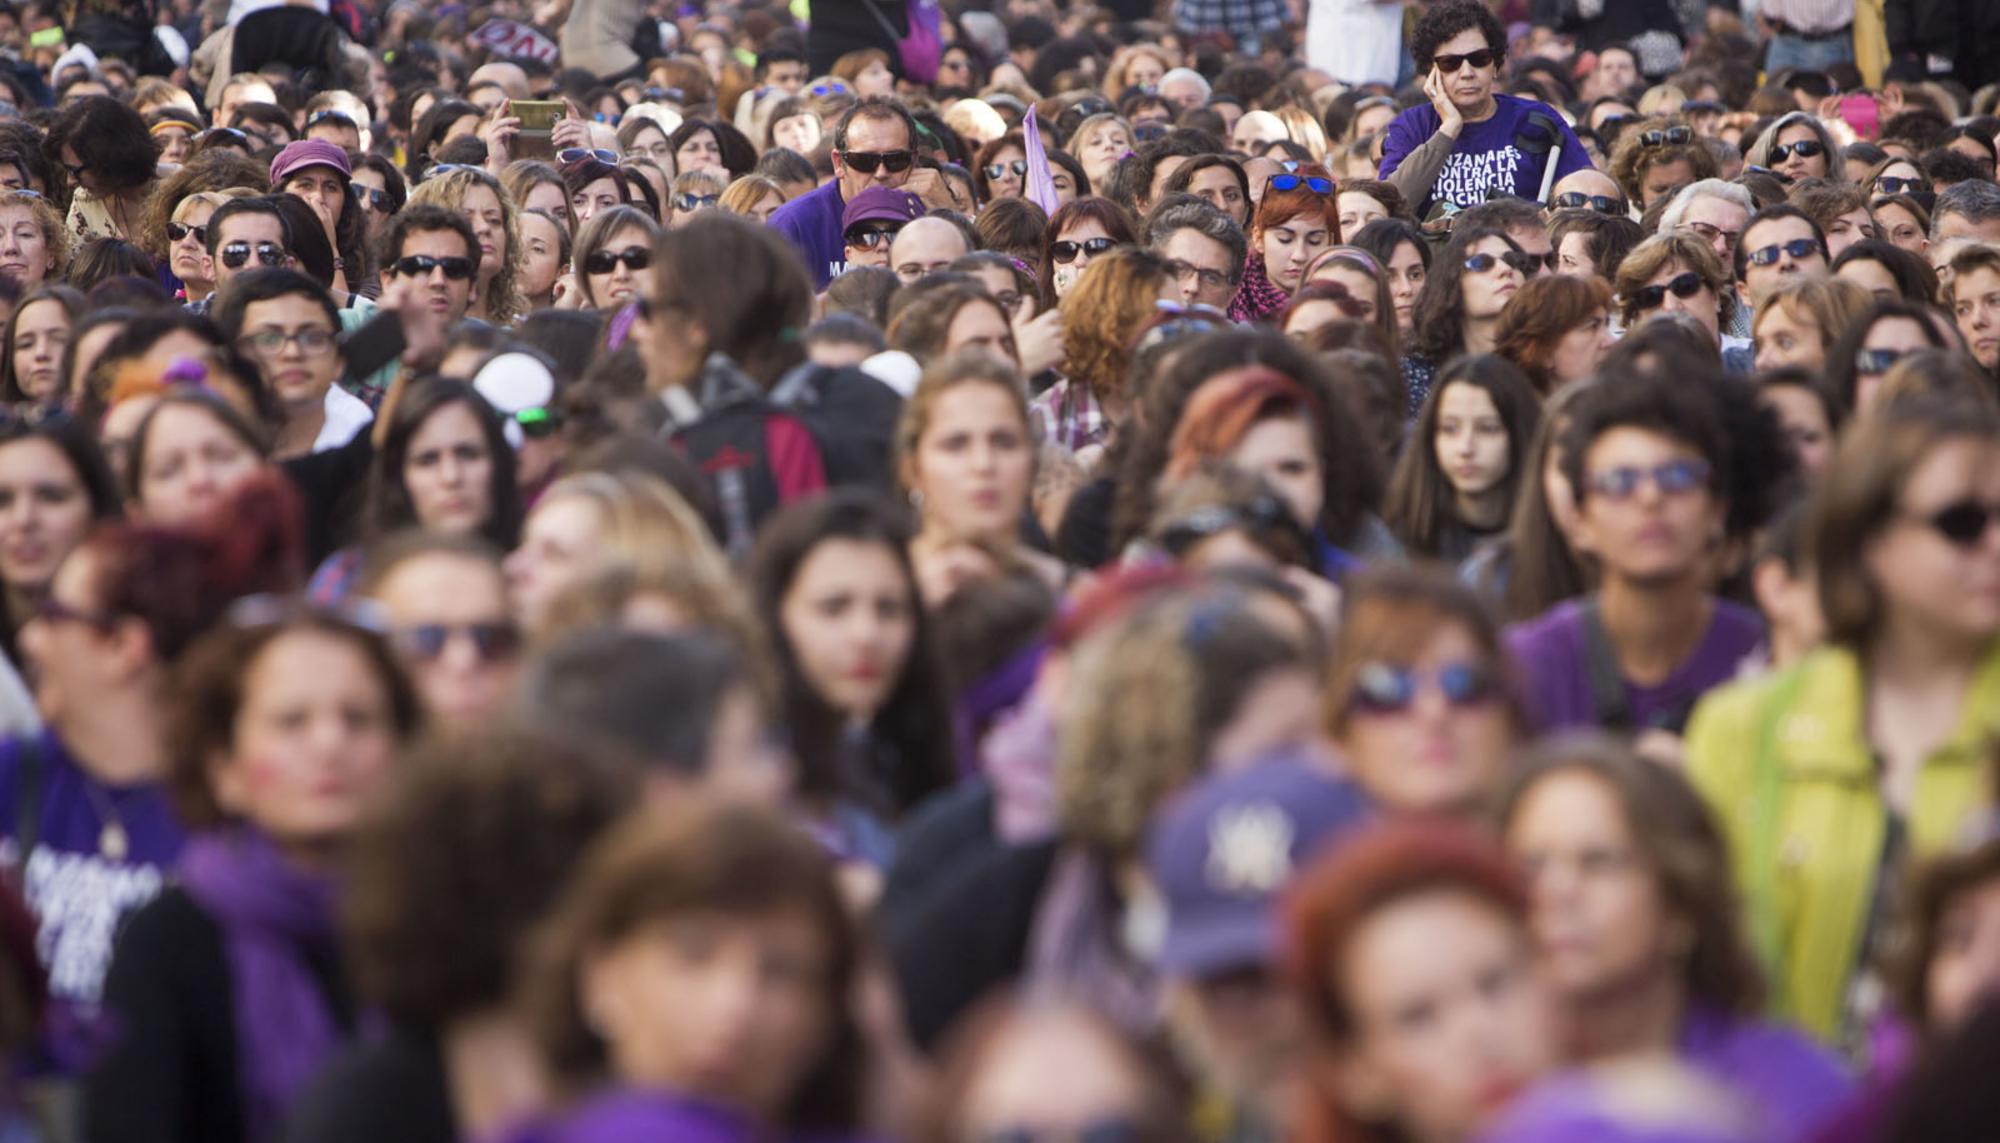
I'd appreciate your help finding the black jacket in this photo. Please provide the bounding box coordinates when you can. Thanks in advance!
[1886,0,2000,89]
[888,838,1058,1051]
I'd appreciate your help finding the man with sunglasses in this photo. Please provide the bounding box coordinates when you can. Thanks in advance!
[770,96,950,289]
[377,203,480,327]
[1380,0,1591,216]
[1506,373,1763,739]
[197,195,294,315]
[1734,203,1828,307]
[1548,167,1629,217]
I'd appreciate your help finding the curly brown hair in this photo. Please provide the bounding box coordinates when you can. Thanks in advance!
[1608,116,1719,206]
[409,166,525,325]
[342,726,636,1030]
[1057,245,1170,407]
[136,149,269,262]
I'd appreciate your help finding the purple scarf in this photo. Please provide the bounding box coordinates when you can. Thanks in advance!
[1227,252,1292,325]
[179,829,341,1143]
[495,1090,757,1143]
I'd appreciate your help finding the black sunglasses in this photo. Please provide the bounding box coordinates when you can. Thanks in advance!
[1051,236,1116,264]
[166,221,207,245]
[391,622,521,663]
[390,254,474,280]
[1266,173,1334,195]
[672,192,719,212]
[1628,270,1704,311]
[1873,175,1928,196]
[1464,250,1539,277]
[841,148,914,174]
[845,226,900,250]
[221,240,286,270]
[1431,48,1497,73]
[1551,191,1624,214]
[984,158,1027,180]
[1639,125,1694,148]
[1745,238,1824,266]
[1910,499,2000,548]
[584,246,651,274]
[1769,138,1824,163]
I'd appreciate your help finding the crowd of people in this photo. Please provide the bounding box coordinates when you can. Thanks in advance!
[0,0,1990,1140]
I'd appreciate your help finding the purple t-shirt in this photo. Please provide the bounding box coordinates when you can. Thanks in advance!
[0,731,185,1072]
[1503,598,1764,733]
[1680,1006,1854,1142]
[768,178,849,290]
[1379,93,1592,211]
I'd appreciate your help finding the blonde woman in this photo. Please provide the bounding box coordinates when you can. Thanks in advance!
[1066,113,1135,189]
[409,165,526,326]
[719,174,787,226]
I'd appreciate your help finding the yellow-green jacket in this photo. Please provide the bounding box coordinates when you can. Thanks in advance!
[1684,642,2000,1045]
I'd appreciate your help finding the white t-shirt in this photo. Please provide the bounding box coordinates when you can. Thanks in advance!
[1307,0,1405,88]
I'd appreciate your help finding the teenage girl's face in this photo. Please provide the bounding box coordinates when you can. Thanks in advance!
[908,380,1032,546]
[1433,382,1511,501]
[1460,235,1523,320]
[1336,622,1514,818]
[779,538,915,720]
[212,629,400,847]
[0,437,91,595]
[10,297,69,402]
[1385,239,1425,333]
[1333,889,1560,1142]
[1761,383,1834,478]
[1507,769,1674,1004]
[1262,215,1332,295]
[401,402,495,536]
[1862,436,2000,645]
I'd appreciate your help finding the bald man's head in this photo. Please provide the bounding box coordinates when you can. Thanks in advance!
[470,61,530,99]
[889,216,973,284]
[1551,167,1626,213]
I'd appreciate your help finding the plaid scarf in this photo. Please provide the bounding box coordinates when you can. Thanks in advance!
[1227,252,1291,325]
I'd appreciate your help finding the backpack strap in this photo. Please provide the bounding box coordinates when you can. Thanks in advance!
[13,735,40,862]
[1578,598,1633,731]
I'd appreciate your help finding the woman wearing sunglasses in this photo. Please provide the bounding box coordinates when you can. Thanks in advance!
[1823,297,1955,416]
[1324,563,1528,824]
[571,204,657,311]
[1686,396,2000,1048]
[972,132,1029,203]
[1378,1,1590,216]
[1607,116,1719,211]
[1403,225,1537,415]
[1611,233,1743,366]
[1227,164,1341,324]
[1744,112,1843,186]
[354,532,519,727]
[1035,196,1133,309]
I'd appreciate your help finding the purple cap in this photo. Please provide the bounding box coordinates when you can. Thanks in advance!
[1145,751,1370,977]
[269,139,351,188]
[841,186,924,233]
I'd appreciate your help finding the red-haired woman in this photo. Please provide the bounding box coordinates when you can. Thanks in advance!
[1286,821,1563,1143]
[1230,164,1342,324]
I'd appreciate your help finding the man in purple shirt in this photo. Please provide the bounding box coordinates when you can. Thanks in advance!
[1379,0,1591,216]
[1506,374,1763,735]
[768,95,948,289]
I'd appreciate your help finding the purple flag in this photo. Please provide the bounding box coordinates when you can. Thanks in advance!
[1021,103,1063,216]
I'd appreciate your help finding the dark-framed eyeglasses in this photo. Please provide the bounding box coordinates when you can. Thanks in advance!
[1164,258,1235,292]
[1051,236,1116,264]
[583,246,651,274]
[220,240,286,270]
[1626,270,1704,311]
[239,327,337,356]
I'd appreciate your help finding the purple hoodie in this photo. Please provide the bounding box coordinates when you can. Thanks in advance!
[1678,1006,1854,1142]
[769,179,849,290]
[491,1089,877,1143]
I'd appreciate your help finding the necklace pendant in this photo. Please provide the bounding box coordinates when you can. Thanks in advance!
[100,822,127,862]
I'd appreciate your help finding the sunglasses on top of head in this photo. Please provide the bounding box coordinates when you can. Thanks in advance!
[1463,250,1540,277]
[557,147,620,167]
[1431,49,1498,74]
[1266,173,1334,195]
[840,148,914,174]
